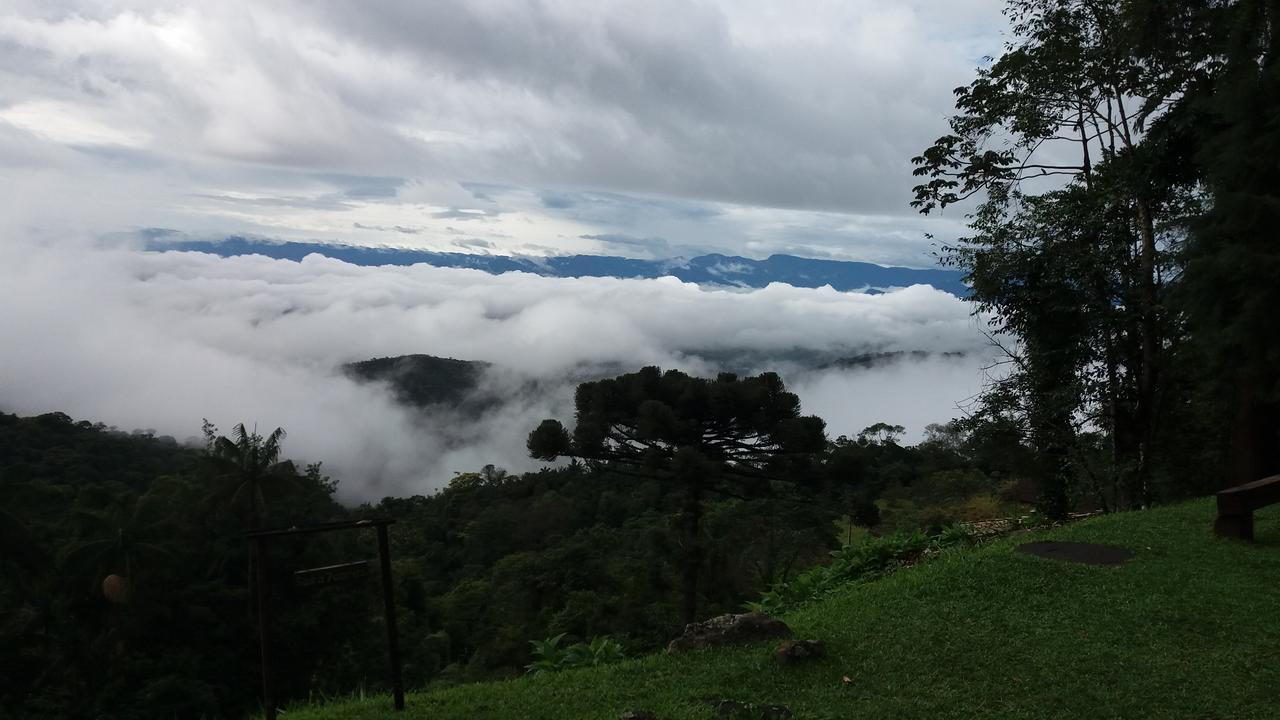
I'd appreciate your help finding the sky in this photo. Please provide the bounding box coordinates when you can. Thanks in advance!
[0,1,1009,499]
[0,0,1004,263]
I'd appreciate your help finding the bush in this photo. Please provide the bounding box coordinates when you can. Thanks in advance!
[525,635,626,676]
[746,525,973,615]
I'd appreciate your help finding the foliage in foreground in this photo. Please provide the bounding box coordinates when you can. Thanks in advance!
[746,525,974,616]
[286,500,1280,720]
[912,0,1280,518]
[525,634,626,676]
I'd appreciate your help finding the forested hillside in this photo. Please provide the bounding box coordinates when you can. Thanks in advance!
[345,355,489,409]
[0,401,1028,718]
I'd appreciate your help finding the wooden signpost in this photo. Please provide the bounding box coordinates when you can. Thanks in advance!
[293,560,369,588]
[245,519,404,720]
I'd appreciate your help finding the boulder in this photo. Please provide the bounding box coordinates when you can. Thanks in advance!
[774,639,825,665]
[667,612,793,653]
[620,711,656,720]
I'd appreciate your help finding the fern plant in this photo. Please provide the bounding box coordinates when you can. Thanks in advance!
[525,633,572,676]
[526,635,625,675]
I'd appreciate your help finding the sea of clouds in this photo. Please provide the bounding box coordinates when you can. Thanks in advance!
[0,238,994,501]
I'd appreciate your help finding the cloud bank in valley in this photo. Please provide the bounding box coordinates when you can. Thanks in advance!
[0,240,992,501]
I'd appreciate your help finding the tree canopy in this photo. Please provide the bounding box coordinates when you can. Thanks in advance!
[529,367,826,623]
[913,0,1280,514]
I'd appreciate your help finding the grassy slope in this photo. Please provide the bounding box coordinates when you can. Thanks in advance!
[292,500,1280,720]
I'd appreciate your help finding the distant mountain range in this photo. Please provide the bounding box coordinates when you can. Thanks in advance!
[147,236,969,295]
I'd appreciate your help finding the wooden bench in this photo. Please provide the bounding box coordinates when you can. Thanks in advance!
[1215,475,1280,540]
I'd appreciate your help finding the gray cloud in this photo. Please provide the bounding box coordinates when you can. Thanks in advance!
[0,1,1002,219]
[193,192,356,211]
[540,192,576,210]
[353,222,422,235]
[579,233,671,255]
[430,207,504,221]
[452,238,496,250]
[317,175,405,199]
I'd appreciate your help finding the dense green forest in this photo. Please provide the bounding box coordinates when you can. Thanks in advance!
[0,399,1028,718]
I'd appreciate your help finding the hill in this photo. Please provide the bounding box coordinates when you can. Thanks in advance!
[345,354,489,408]
[144,236,970,296]
[288,499,1280,719]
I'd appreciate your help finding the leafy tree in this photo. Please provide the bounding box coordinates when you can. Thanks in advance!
[857,422,906,446]
[1139,0,1280,485]
[202,420,296,530]
[910,0,1209,513]
[528,367,826,625]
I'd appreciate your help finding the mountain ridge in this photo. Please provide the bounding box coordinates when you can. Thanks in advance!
[145,236,969,295]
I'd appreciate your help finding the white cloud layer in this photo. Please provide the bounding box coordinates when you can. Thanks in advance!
[0,239,991,501]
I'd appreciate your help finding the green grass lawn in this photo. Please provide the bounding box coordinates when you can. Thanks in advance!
[288,499,1280,720]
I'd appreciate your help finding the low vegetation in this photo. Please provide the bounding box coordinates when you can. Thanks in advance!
[747,524,975,616]
[288,500,1280,720]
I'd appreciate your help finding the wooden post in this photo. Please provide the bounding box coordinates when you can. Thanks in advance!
[246,518,403,714]
[377,524,405,711]
[1214,511,1254,540]
[253,535,277,720]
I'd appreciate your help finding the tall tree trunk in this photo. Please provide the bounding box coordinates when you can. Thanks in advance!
[1133,199,1160,507]
[679,478,703,627]
[1104,326,1122,510]
[1029,346,1075,521]
[250,481,260,531]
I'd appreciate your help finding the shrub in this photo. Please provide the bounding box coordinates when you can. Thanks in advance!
[745,525,973,615]
[525,635,626,675]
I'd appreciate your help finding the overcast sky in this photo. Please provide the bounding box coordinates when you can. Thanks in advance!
[1,1,1009,498]
[1,0,1003,264]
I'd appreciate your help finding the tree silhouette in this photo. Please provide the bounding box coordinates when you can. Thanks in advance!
[528,367,826,625]
[202,421,297,530]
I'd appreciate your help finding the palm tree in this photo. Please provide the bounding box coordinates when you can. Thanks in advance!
[202,422,297,530]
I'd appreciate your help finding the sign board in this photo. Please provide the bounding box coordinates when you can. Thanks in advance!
[293,560,369,588]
